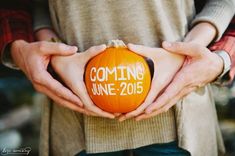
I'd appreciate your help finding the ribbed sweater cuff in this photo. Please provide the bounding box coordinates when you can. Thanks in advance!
[191,0,235,41]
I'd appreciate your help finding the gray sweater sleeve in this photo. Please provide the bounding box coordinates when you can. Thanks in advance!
[33,0,52,31]
[192,0,235,41]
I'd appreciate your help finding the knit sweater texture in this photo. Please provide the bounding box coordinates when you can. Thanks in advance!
[34,0,235,155]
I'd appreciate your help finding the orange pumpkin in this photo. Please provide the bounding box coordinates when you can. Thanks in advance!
[85,40,151,113]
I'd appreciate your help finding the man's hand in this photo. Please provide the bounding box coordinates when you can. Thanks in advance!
[136,41,223,121]
[51,45,115,119]
[118,43,185,121]
[11,40,85,113]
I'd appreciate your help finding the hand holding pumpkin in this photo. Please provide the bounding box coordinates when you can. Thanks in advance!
[135,41,224,121]
[51,45,115,119]
[118,43,185,121]
[11,40,84,112]
[85,40,151,114]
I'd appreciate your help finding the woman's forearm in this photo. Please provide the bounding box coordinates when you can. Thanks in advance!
[184,22,217,46]
[35,28,59,41]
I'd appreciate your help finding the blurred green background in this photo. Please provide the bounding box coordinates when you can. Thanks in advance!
[0,63,235,156]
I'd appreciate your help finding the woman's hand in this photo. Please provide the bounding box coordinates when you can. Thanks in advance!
[135,41,223,121]
[118,43,185,121]
[51,45,115,119]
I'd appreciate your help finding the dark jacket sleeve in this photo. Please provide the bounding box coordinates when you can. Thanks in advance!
[0,0,34,65]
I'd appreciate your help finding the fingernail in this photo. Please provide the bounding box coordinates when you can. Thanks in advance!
[98,44,106,49]
[119,118,125,122]
[163,41,172,48]
[62,44,75,50]
[127,43,134,48]
[114,113,121,117]
[64,45,77,51]
[71,46,78,51]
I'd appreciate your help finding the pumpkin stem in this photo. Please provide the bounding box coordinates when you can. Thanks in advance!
[107,40,127,48]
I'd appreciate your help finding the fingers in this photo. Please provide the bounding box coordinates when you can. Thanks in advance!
[35,41,78,55]
[118,74,169,122]
[119,58,183,121]
[157,86,197,113]
[70,81,115,119]
[32,70,83,106]
[113,113,122,117]
[162,41,204,57]
[118,101,150,121]
[141,70,177,113]
[136,86,196,121]
[142,77,164,105]
[35,83,99,116]
[35,84,85,113]
[84,44,106,60]
[145,72,187,113]
[127,43,156,58]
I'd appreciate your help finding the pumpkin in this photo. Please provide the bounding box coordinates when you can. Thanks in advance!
[85,40,151,113]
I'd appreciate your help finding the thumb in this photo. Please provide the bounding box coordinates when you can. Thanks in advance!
[84,44,106,60]
[162,41,202,57]
[127,43,155,58]
[37,41,78,56]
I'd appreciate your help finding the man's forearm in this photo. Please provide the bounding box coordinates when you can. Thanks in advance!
[35,28,59,41]
[184,22,216,46]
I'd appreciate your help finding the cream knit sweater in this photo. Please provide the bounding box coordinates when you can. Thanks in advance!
[34,0,235,155]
